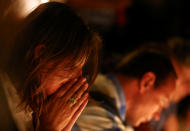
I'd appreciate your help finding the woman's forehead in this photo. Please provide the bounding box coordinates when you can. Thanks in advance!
[57,56,86,69]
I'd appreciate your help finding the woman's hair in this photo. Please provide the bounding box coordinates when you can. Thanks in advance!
[7,2,102,114]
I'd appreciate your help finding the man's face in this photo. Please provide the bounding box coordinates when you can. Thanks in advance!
[40,58,86,96]
[126,75,176,127]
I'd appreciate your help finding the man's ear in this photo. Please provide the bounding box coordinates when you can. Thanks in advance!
[34,44,46,59]
[139,72,156,94]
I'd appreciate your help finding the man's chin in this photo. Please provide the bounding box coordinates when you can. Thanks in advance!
[132,120,142,127]
[133,117,150,127]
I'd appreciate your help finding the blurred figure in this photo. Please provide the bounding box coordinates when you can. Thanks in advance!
[177,96,190,131]
[66,0,133,75]
[68,0,130,9]
[146,37,190,131]
[75,47,176,130]
[169,37,190,101]
[0,81,18,130]
[159,37,190,131]
[67,0,132,52]
[1,2,101,131]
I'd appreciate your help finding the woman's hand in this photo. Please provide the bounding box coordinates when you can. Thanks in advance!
[38,77,89,131]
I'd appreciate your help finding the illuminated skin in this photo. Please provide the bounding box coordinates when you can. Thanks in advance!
[158,58,190,131]
[117,72,176,127]
[38,58,89,131]
[40,58,86,95]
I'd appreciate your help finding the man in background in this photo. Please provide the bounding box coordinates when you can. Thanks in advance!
[75,47,176,131]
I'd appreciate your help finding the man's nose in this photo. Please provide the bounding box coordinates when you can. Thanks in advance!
[160,97,169,108]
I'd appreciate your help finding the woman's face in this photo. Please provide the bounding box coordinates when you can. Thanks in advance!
[40,59,86,96]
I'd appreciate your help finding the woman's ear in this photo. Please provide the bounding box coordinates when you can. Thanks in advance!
[139,72,156,94]
[34,44,46,59]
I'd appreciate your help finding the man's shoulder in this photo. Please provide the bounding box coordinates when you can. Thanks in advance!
[76,102,123,131]
[75,100,134,131]
[92,74,116,96]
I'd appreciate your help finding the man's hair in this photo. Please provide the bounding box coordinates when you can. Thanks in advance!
[168,37,190,66]
[6,2,102,113]
[116,46,176,87]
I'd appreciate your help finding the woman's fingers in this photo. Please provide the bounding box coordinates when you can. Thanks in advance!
[63,77,86,100]
[63,98,88,131]
[70,92,88,111]
[51,78,77,99]
[71,83,88,101]
[41,78,89,131]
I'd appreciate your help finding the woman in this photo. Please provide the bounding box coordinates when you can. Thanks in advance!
[3,2,101,131]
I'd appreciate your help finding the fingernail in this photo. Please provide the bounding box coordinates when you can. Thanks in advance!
[84,83,88,90]
[82,77,86,82]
